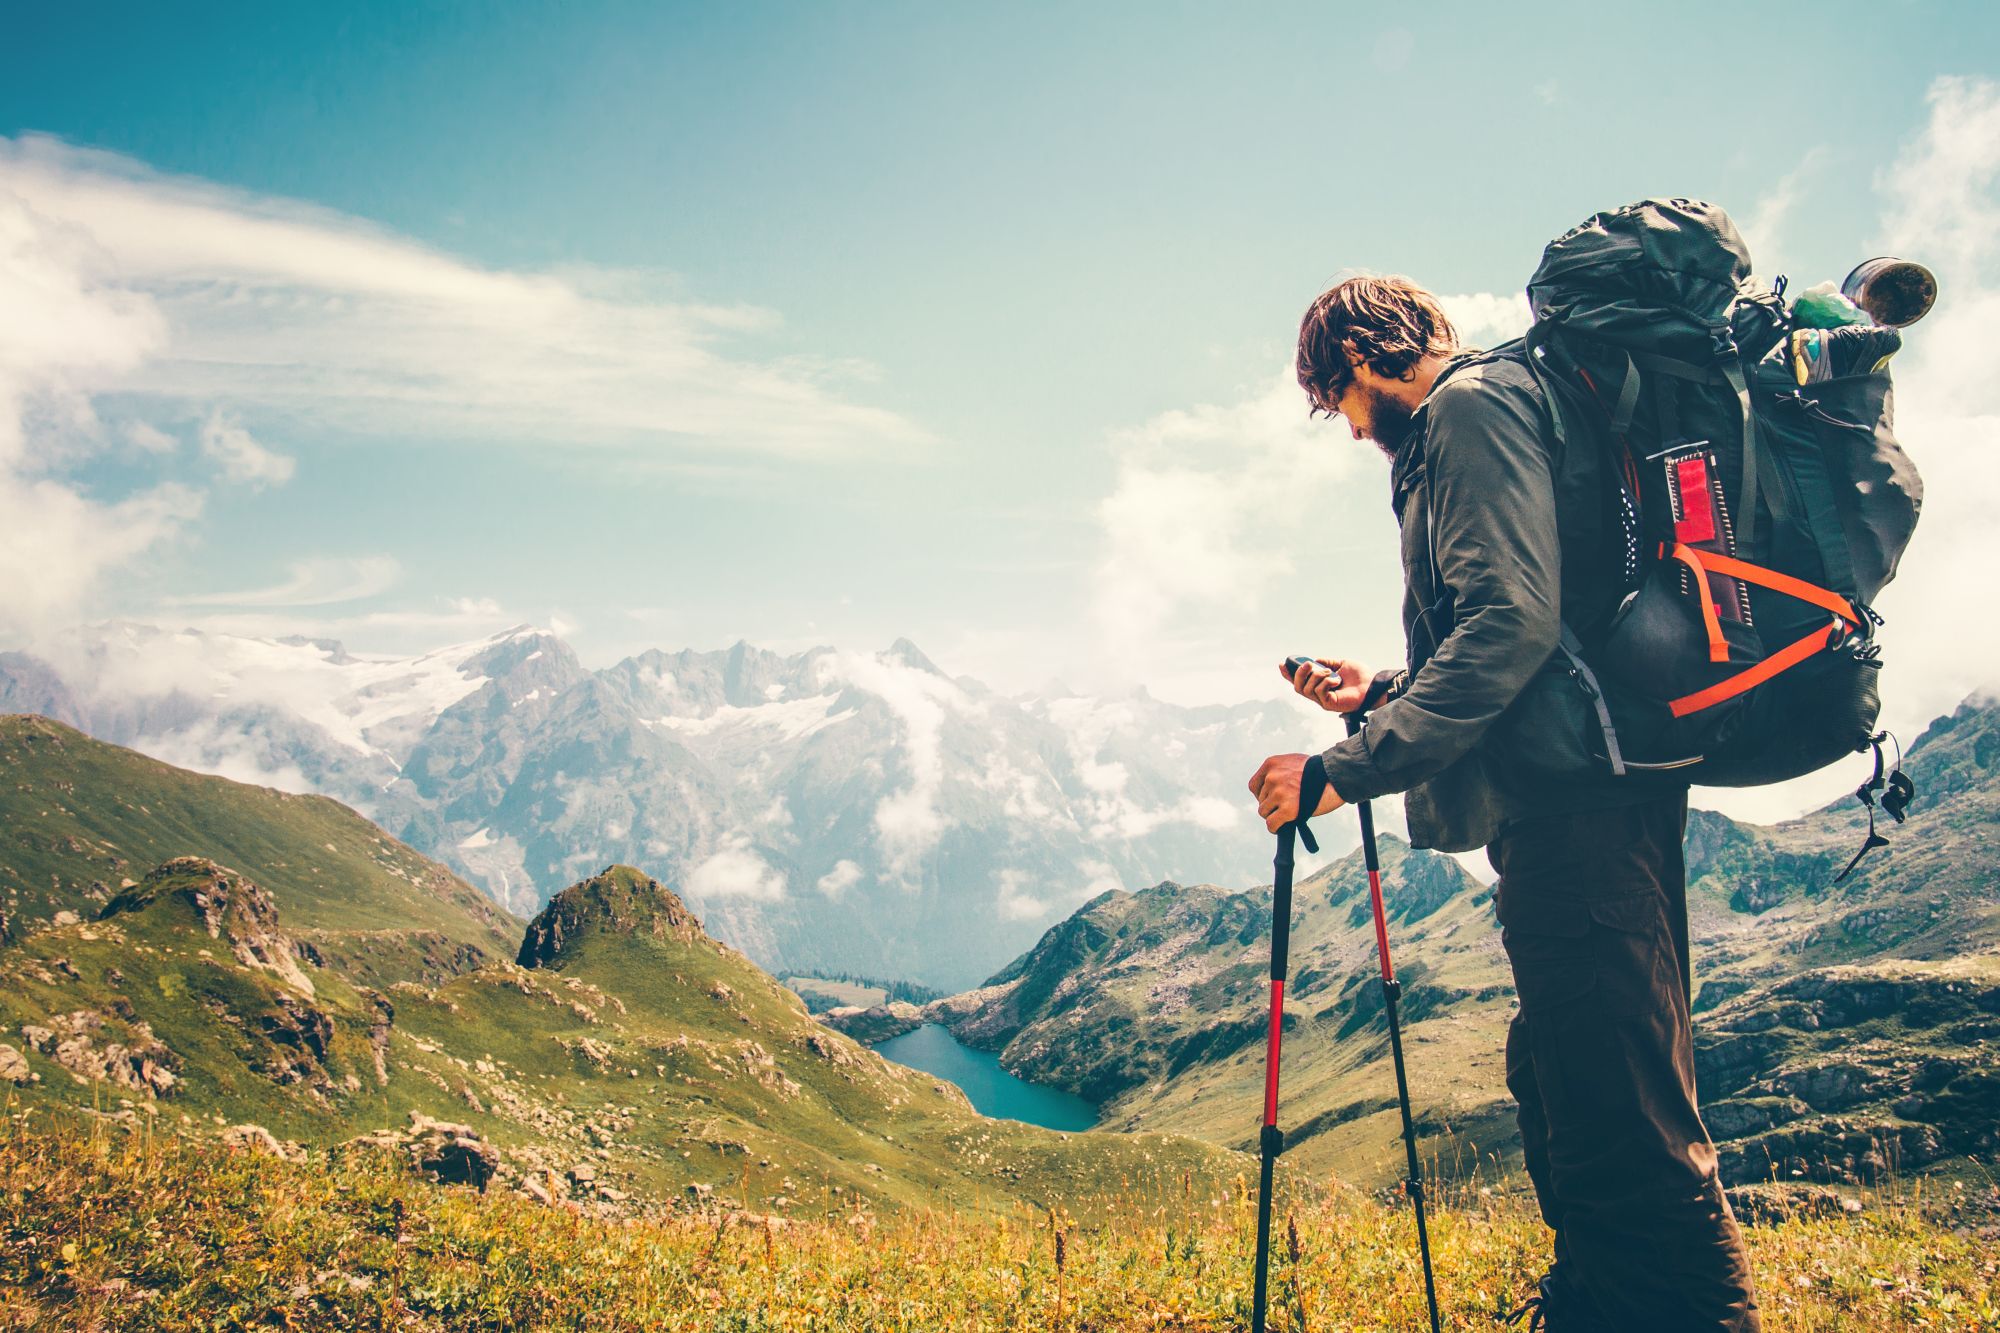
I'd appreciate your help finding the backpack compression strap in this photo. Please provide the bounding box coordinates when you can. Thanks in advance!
[1664,543,1864,718]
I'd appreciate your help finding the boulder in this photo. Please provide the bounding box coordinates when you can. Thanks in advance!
[342,1111,500,1190]
[222,1124,305,1162]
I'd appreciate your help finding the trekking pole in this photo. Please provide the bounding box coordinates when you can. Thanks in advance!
[1249,788,1313,1332]
[1347,709,1443,1333]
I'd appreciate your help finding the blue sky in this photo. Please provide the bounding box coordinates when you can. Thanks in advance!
[3,2,1997,792]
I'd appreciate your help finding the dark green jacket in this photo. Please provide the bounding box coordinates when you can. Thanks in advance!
[1318,351,1664,851]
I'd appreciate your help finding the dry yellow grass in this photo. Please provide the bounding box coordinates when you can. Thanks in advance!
[2,1113,1994,1331]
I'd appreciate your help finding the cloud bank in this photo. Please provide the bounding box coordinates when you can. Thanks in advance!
[0,134,926,641]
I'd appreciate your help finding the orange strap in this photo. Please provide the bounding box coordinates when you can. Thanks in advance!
[1668,544,1730,664]
[1669,621,1841,718]
[1661,546,1865,718]
[1676,546,1861,626]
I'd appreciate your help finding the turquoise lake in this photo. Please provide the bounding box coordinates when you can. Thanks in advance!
[873,1024,1099,1132]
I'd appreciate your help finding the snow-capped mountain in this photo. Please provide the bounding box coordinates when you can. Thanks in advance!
[1,623,1324,988]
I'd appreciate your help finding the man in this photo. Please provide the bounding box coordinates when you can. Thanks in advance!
[1247,276,1760,1331]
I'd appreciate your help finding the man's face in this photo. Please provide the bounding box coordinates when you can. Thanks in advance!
[1327,373,1415,459]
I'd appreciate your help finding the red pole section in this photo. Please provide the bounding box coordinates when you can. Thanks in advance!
[1262,978,1285,1124]
[1368,868,1393,982]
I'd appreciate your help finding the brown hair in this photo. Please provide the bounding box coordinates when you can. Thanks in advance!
[1295,275,1458,416]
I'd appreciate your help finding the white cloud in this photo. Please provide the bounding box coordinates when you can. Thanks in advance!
[32,619,510,765]
[1878,76,2000,283]
[997,861,1123,924]
[1089,366,1410,705]
[684,835,788,903]
[167,555,401,608]
[0,134,926,461]
[0,187,192,639]
[821,649,966,884]
[158,596,522,658]
[122,420,176,454]
[996,869,1049,922]
[1737,148,1827,269]
[0,476,199,637]
[1088,293,1525,706]
[1439,291,1531,350]
[1851,75,2000,745]
[199,410,295,487]
[815,859,864,899]
[1041,692,1258,842]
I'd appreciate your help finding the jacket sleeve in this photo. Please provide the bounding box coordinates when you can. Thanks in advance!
[1319,369,1562,803]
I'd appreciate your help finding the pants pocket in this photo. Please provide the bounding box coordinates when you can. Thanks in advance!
[1497,889,1596,1011]
[1501,887,1674,1019]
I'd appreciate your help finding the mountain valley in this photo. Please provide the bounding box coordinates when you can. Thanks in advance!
[829,696,2000,1191]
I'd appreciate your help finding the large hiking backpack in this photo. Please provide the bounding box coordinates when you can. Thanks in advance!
[1501,199,1922,829]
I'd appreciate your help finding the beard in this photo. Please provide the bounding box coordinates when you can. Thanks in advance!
[1357,385,1416,458]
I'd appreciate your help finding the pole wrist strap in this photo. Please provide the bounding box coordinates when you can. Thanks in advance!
[1294,754,1327,854]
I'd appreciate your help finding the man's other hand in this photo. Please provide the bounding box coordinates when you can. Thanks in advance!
[1248,753,1345,833]
[1282,657,1371,713]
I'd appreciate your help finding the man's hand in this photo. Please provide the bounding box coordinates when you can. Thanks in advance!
[1248,753,1345,833]
[1282,657,1372,714]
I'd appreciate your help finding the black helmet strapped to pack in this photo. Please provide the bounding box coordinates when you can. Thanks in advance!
[1501,199,1925,875]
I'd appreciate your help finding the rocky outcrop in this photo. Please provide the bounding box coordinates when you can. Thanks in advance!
[517,866,703,969]
[221,1123,306,1162]
[0,1043,31,1084]
[1695,963,2000,1185]
[365,991,394,1087]
[19,1008,179,1097]
[820,1001,925,1044]
[102,859,320,996]
[342,1112,501,1190]
[256,994,339,1088]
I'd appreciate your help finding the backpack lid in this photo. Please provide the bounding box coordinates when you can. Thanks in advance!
[1528,199,1751,361]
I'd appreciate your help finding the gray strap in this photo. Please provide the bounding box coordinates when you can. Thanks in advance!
[1778,417,1859,598]
[1611,352,1642,435]
[1558,624,1625,778]
[1723,360,1757,549]
[1756,433,1792,526]
[1522,343,1570,459]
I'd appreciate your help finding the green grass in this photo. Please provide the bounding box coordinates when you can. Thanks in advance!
[0,861,1236,1219]
[3,1111,1994,1331]
[782,977,887,1012]
[0,716,518,988]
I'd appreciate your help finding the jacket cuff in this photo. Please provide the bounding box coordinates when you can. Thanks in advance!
[1319,730,1394,805]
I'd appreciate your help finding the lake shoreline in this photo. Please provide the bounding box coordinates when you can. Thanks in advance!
[872,1023,1099,1132]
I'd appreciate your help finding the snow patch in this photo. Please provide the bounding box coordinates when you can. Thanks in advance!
[647,692,851,743]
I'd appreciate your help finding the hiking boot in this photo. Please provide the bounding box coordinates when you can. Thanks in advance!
[1504,1266,1607,1331]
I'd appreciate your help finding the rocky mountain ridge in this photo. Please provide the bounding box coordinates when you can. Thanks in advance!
[2,622,1322,988]
[0,725,1235,1218]
[828,694,2000,1189]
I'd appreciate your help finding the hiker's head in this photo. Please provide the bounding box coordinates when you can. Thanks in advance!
[1296,275,1458,454]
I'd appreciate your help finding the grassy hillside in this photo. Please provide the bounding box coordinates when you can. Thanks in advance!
[882,696,2000,1191]
[0,837,1233,1219]
[0,715,517,987]
[3,1114,1992,1331]
[900,839,1518,1184]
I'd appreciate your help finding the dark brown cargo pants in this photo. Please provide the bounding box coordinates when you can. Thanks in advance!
[1490,791,1760,1332]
